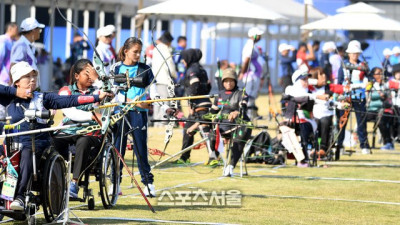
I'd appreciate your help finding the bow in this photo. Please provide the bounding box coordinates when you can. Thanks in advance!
[54,0,157,213]
[150,26,177,160]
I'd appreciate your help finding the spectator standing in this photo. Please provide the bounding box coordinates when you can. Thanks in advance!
[239,27,264,120]
[390,46,400,65]
[278,43,296,90]
[309,40,320,68]
[94,26,115,75]
[0,22,18,119]
[152,31,177,127]
[320,41,336,82]
[104,24,117,60]
[173,36,187,98]
[10,17,45,85]
[69,33,90,66]
[0,22,18,86]
[296,42,315,71]
[382,48,392,79]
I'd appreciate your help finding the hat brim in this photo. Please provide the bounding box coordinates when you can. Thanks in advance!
[37,24,45,29]
[295,74,311,82]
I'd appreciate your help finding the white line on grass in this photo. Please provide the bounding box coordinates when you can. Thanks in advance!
[79,217,239,225]
[324,162,400,167]
[243,194,400,206]
[251,175,400,184]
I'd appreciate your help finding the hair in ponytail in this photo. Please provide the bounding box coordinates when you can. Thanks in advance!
[118,37,143,62]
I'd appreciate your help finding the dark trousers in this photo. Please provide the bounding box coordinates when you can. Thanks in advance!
[114,110,153,185]
[180,111,212,161]
[299,122,313,162]
[17,140,49,200]
[210,123,251,167]
[366,111,393,145]
[316,116,333,150]
[53,135,101,180]
[337,100,370,149]
[393,106,400,140]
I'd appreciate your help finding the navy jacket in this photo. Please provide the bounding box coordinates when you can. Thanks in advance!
[0,85,17,106]
[7,92,100,148]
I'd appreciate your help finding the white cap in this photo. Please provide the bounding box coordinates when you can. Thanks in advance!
[96,26,113,38]
[11,62,37,85]
[278,43,293,53]
[292,67,310,84]
[20,18,45,32]
[346,40,362,54]
[383,48,392,56]
[105,24,116,33]
[248,27,264,38]
[322,41,336,52]
[392,46,400,54]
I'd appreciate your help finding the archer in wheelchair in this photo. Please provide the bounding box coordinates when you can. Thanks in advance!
[281,68,318,167]
[0,61,107,222]
[53,58,119,209]
[365,67,394,150]
[209,68,252,177]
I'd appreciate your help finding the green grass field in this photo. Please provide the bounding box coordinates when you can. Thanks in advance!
[4,95,400,224]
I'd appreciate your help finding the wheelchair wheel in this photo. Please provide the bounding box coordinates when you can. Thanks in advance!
[99,143,119,209]
[41,149,66,222]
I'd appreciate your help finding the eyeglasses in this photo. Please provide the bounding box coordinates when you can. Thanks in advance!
[105,35,113,38]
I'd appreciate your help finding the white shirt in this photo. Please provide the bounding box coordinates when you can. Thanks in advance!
[152,42,177,85]
[312,86,333,119]
[95,41,115,74]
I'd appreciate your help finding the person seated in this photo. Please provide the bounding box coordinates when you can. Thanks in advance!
[387,64,400,142]
[7,61,108,210]
[53,59,104,198]
[209,68,251,177]
[309,67,333,159]
[283,68,317,167]
[366,67,394,150]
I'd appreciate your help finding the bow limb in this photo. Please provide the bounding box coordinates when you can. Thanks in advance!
[150,26,178,159]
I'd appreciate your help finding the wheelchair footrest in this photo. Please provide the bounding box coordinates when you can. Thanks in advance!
[0,208,27,221]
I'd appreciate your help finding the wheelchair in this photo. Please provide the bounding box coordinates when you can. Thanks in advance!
[66,134,120,210]
[0,144,66,223]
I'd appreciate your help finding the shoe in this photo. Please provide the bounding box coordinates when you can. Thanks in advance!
[381,143,394,151]
[174,158,190,164]
[223,165,234,177]
[208,159,220,167]
[144,184,156,197]
[69,181,79,198]
[361,148,371,154]
[297,162,309,168]
[10,198,24,211]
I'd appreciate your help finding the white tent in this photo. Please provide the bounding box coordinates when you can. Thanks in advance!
[138,0,287,22]
[301,2,400,31]
[250,0,326,24]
